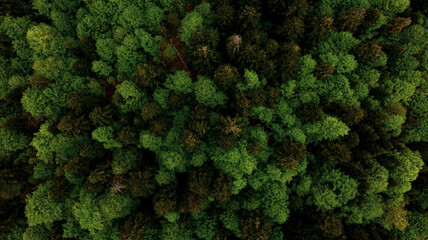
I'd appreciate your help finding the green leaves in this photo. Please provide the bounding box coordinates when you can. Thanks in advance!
[96,38,116,63]
[25,181,64,227]
[262,182,290,224]
[143,3,165,33]
[73,192,136,234]
[320,74,358,105]
[118,5,145,31]
[92,126,122,149]
[23,225,50,240]
[340,193,384,224]
[1,16,34,40]
[179,2,213,45]
[236,69,262,92]
[366,161,389,194]
[371,0,410,16]
[33,56,68,80]
[194,75,227,107]
[319,53,358,74]
[387,148,424,197]
[21,75,86,119]
[161,222,194,240]
[159,151,185,171]
[112,148,139,175]
[92,60,113,77]
[383,114,406,136]
[220,209,240,236]
[164,70,193,94]
[140,130,163,152]
[135,28,162,58]
[26,23,65,57]
[115,44,141,76]
[114,81,147,113]
[210,140,257,193]
[315,32,360,55]
[0,127,29,153]
[303,116,350,143]
[193,213,217,240]
[310,166,359,212]
[1,0,428,239]
[298,54,317,76]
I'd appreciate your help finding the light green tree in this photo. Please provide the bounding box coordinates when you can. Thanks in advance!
[25,181,64,227]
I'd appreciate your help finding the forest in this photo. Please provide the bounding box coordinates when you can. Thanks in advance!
[0,0,427,239]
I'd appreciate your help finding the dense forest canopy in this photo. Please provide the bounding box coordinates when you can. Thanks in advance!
[0,0,427,239]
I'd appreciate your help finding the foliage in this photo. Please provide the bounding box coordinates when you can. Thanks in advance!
[1,0,427,240]
[114,81,147,113]
[303,116,350,143]
[0,127,29,153]
[25,181,64,227]
[164,70,193,94]
[179,2,213,45]
[310,165,359,212]
[73,191,137,235]
[194,75,227,107]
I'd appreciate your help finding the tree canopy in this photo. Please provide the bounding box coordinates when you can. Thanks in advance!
[0,0,427,239]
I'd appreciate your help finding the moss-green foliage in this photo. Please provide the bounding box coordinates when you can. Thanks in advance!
[179,2,213,45]
[92,125,122,149]
[112,147,139,175]
[194,75,227,107]
[0,0,427,239]
[26,23,66,57]
[114,80,147,113]
[21,74,87,119]
[164,70,193,94]
[310,165,359,212]
[0,128,29,153]
[262,182,290,224]
[72,191,136,235]
[303,116,350,143]
[25,181,64,227]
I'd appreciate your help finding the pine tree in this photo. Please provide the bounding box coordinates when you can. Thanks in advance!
[89,105,115,126]
[133,63,164,89]
[213,64,239,90]
[314,63,335,80]
[306,12,334,46]
[214,3,235,29]
[57,114,91,139]
[275,17,305,41]
[141,101,162,121]
[84,167,112,194]
[319,141,352,165]
[188,44,220,75]
[241,210,271,240]
[149,114,171,136]
[274,138,307,170]
[238,5,261,30]
[179,129,202,153]
[336,8,366,33]
[276,42,301,82]
[116,125,139,146]
[153,185,177,217]
[126,168,157,198]
[188,166,214,196]
[317,212,344,239]
[353,40,384,63]
[120,211,154,240]
[212,172,234,203]
[167,90,187,111]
